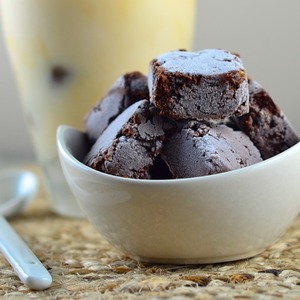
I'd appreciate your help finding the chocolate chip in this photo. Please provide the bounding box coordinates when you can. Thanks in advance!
[51,66,70,84]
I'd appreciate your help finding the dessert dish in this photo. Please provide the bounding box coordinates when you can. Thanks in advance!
[85,99,175,179]
[233,79,299,159]
[161,121,262,178]
[84,72,149,142]
[148,49,249,121]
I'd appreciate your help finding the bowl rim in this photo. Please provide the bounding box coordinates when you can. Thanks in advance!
[57,124,300,186]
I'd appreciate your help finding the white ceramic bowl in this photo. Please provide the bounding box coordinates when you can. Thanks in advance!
[57,125,300,264]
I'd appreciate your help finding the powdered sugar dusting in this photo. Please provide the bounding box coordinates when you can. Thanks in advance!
[156,49,244,75]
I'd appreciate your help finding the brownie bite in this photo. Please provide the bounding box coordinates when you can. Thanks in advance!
[85,99,175,179]
[233,79,300,159]
[84,71,149,142]
[161,121,262,178]
[149,49,249,121]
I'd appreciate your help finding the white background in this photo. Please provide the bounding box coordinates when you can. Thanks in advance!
[1,0,300,160]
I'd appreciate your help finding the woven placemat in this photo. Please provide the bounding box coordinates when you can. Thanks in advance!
[0,168,300,299]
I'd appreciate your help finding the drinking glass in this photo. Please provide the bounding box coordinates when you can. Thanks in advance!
[1,0,195,217]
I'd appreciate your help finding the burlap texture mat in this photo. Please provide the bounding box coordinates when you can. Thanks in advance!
[0,167,300,299]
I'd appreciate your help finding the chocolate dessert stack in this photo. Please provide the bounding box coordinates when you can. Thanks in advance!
[84,49,299,179]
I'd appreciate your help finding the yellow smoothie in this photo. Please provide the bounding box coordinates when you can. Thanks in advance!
[1,0,195,216]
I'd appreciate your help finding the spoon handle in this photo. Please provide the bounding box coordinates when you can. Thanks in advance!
[0,216,52,290]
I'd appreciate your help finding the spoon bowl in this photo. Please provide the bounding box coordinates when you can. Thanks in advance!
[0,169,38,218]
[57,124,300,264]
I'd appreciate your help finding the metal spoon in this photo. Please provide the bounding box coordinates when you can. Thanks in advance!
[0,168,52,290]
